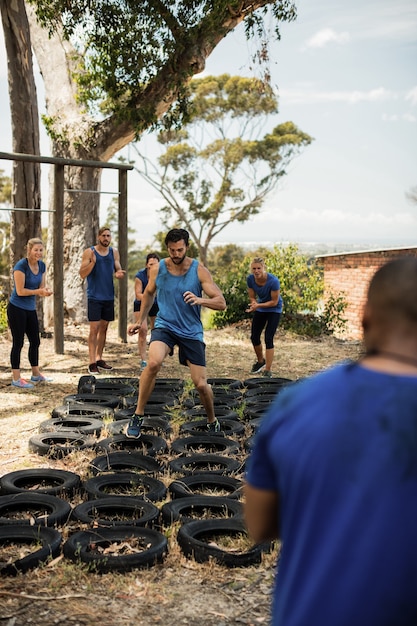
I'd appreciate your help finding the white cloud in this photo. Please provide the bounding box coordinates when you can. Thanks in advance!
[405,86,417,105]
[280,87,394,105]
[305,28,350,49]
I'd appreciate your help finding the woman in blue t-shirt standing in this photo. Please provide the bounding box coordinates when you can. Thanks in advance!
[7,238,53,389]
[246,257,283,377]
[133,252,160,369]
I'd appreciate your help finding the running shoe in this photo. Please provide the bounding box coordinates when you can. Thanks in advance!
[96,360,113,371]
[206,418,221,433]
[126,414,144,439]
[251,360,266,373]
[11,378,34,389]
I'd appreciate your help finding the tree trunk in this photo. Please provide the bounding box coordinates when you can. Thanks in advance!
[1,0,41,269]
[43,161,101,325]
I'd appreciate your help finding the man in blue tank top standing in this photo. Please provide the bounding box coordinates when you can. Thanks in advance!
[79,226,126,374]
[126,228,226,438]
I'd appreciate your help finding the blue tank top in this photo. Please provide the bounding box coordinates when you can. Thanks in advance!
[10,258,46,311]
[86,247,115,301]
[155,259,203,341]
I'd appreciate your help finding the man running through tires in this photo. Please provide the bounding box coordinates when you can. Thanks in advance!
[126,228,226,438]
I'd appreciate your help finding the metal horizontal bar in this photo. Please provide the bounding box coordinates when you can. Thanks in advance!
[64,189,120,195]
[0,207,55,212]
[0,150,133,171]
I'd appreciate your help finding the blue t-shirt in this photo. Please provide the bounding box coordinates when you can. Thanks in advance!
[9,258,46,311]
[134,267,157,307]
[86,247,115,301]
[247,273,283,313]
[155,259,203,341]
[246,363,417,626]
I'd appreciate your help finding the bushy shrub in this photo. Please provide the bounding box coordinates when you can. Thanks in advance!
[212,243,347,338]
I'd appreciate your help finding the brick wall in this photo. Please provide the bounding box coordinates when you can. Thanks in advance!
[317,248,417,340]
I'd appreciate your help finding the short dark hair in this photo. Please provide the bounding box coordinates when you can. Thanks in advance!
[165,228,189,247]
[146,252,160,263]
[367,256,417,326]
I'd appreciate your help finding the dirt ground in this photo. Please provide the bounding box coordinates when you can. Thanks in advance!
[0,322,363,626]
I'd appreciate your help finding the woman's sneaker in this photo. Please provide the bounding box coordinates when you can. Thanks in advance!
[251,360,266,373]
[126,415,144,439]
[11,378,34,389]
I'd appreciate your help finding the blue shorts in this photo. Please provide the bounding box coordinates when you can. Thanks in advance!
[133,300,159,317]
[150,328,206,367]
[88,299,114,322]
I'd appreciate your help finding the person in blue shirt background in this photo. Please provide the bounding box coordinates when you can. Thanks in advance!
[246,257,283,377]
[133,252,160,370]
[7,237,53,389]
[79,226,125,374]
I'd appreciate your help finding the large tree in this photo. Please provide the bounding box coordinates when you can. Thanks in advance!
[131,74,312,266]
[1,1,41,267]
[2,0,297,322]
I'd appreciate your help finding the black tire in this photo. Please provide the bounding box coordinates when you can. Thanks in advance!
[63,393,121,409]
[180,418,245,437]
[168,454,242,476]
[51,403,112,419]
[71,496,160,527]
[63,526,167,572]
[111,413,172,434]
[83,472,167,502]
[0,492,72,526]
[177,518,265,567]
[168,473,243,499]
[243,377,293,389]
[244,406,269,421]
[244,435,256,451]
[0,526,62,576]
[170,435,240,456]
[89,451,161,475]
[0,468,81,497]
[207,378,243,390]
[248,417,262,432]
[244,393,278,405]
[77,376,139,395]
[39,416,104,436]
[28,432,94,458]
[161,496,243,525]
[122,397,175,415]
[184,407,240,421]
[97,434,168,457]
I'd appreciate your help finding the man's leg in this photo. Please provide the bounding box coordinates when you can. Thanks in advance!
[126,340,169,439]
[188,362,216,423]
[135,340,169,414]
[96,319,109,361]
[138,320,148,364]
[88,320,100,365]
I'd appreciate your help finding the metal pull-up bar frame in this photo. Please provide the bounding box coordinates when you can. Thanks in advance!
[0,150,133,354]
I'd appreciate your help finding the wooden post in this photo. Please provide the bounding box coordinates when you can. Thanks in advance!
[118,169,128,343]
[53,163,64,354]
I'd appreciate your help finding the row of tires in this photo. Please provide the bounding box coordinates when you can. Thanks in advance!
[1,517,269,576]
[1,376,290,575]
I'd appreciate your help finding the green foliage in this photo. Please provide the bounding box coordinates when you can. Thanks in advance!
[132,74,312,265]
[212,244,348,338]
[30,1,297,130]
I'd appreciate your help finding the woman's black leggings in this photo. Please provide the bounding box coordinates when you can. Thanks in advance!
[7,302,40,369]
[250,311,281,349]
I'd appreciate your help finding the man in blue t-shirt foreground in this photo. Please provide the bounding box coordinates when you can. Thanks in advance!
[126,228,226,438]
[245,256,417,626]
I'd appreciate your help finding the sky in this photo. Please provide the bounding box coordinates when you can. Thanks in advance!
[1,0,416,250]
